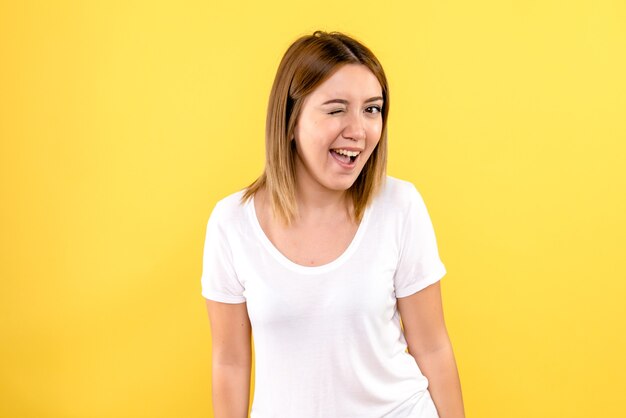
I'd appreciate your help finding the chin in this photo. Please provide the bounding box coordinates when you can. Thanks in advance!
[327,177,358,191]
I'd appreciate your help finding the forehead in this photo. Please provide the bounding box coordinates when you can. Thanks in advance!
[311,64,382,99]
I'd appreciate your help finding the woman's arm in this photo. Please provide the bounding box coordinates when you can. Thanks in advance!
[205,299,252,418]
[396,281,465,418]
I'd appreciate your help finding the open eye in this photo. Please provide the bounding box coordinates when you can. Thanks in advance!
[366,105,382,114]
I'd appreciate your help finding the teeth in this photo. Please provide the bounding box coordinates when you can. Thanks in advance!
[332,149,360,157]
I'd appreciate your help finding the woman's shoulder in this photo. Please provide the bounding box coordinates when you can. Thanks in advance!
[209,189,249,224]
[381,175,421,206]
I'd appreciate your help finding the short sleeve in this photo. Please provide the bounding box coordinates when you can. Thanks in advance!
[200,200,246,304]
[393,184,447,298]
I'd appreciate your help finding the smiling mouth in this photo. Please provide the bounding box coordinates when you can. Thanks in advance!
[329,149,359,167]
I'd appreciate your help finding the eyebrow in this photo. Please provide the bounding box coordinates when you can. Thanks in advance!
[321,96,384,105]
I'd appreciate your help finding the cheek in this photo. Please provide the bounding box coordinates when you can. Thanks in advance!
[318,119,342,136]
[370,120,383,136]
[302,118,338,138]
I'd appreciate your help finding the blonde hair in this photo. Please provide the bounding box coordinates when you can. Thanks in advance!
[240,30,390,227]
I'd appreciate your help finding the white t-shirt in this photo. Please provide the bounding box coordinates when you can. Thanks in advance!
[201,175,446,418]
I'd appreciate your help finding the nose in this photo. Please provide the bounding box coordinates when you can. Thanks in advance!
[342,110,367,141]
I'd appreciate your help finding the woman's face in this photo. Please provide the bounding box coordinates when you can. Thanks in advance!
[292,63,384,193]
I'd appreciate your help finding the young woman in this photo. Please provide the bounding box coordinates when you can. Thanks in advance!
[201,30,465,418]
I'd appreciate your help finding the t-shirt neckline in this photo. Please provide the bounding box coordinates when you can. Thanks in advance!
[247,193,373,275]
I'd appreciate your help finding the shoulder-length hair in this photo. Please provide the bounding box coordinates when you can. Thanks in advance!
[239,30,390,227]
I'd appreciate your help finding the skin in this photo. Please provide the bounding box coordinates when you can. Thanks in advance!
[291,62,384,221]
[397,283,466,417]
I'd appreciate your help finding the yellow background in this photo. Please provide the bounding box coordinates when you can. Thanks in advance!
[1,1,625,417]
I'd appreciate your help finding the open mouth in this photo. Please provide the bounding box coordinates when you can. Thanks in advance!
[329,149,359,167]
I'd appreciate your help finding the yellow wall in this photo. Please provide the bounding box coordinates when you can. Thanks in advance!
[1,1,624,417]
